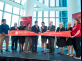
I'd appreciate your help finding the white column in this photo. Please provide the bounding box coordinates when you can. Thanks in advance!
[67,0,81,26]
[25,0,34,19]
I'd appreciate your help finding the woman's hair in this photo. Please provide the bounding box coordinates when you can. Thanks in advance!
[67,22,71,26]
[20,21,23,24]
[27,23,30,26]
[59,22,63,26]
[74,18,81,24]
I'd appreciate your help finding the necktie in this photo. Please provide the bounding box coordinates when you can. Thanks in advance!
[36,26,38,30]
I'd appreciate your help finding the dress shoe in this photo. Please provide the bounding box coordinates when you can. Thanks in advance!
[41,50,44,52]
[32,52,35,54]
[25,51,28,54]
[6,50,10,52]
[47,51,51,53]
[35,51,38,53]
[51,52,54,55]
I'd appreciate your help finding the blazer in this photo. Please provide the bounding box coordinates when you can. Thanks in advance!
[25,27,32,31]
[32,25,40,33]
[48,25,55,31]
[25,27,32,37]
[48,25,55,38]
[41,26,47,39]
[32,25,40,38]
[56,27,65,39]
[10,26,18,39]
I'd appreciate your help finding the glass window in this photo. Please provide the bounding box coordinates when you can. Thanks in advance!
[45,0,49,6]
[15,0,21,4]
[21,0,26,5]
[38,18,42,28]
[13,7,19,15]
[4,13,11,27]
[62,0,67,7]
[56,18,61,29]
[20,9,23,16]
[5,4,12,13]
[11,15,19,26]
[50,11,55,17]
[56,0,59,7]
[44,11,48,17]
[0,11,3,25]
[56,11,61,17]
[39,0,43,3]
[62,18,68,29]
[50,0,55,7]
[38,11,42,17]
[34,4,37,7]
[44,18,49,27]
[23,10,26,16]
[62,11,68,17]
[34,11,36,17]
[50,18,55,25]
[0,2,4,10]
[33,18,36,26]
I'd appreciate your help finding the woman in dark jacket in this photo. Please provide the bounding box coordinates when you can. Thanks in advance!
[66,22,73,57]
[56,22,66,55]
[41,22,47,54]
[18,21,26,52]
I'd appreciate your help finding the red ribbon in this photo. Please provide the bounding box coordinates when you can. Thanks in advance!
[8,30,71,37]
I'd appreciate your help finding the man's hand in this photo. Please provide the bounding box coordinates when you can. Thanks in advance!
[42,27,44,29]
[66,38,68,41]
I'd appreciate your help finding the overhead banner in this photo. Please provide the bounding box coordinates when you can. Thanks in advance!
[20,17,32,27]
[72,12,81,25]
[8,31,71,37]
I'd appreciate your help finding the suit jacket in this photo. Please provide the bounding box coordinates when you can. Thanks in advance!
[56,27,65,39]
[41,26,47,39]
[10,26,18,39]
[32,25,40,38]
[48,25,55,39]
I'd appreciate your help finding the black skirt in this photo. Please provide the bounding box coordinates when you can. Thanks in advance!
[66,38,73,46]
[57,38,67,47]
[19,36,25,44]
[41,36,47,43]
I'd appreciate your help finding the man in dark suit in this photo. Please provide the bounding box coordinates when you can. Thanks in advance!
[47,21,55,55]
[10,23,18,52]
[32,21,40,53]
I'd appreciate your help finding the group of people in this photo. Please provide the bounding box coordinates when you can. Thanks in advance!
[0,18,81,59]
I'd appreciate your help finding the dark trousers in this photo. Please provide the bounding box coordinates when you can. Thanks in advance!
[73,37,81,57]
[11,37,18,51]
[32,37,38,52]
[48,37,55,53]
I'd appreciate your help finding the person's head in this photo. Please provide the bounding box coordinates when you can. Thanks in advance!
[2,19,6,25]
[50,21,53,26]
[67,22,71,28]
[42,22,45,27]
[74,18,81,25]
[27,23,30,27]
[35,21,38,26]
[59,22,63,28]
[20,21,24,26]
[14,22,17,27]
